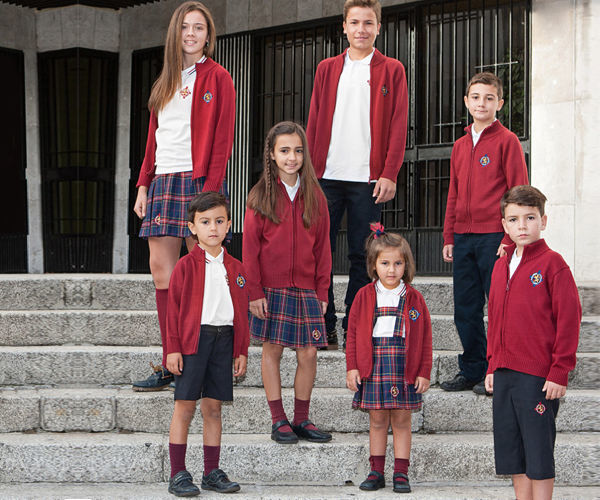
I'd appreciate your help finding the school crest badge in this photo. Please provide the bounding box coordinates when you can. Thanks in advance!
[236,274,246,288]
[530,271,543,287]
[390,385,399,397]
[381,85,389,96]
[203,91,213,103]
[179,86,191,99]
[479,154,490,167]
[312,329,322,340]
[535,402,546,415]
[408,307,420,321]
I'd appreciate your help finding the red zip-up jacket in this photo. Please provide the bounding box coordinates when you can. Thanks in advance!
[136,58,235,192]
[486,239,581,386]
[242,180,331,303]
[443,120,528,245]
[306,48,408,182]
[166,245,249,359]
[346,282,432,383]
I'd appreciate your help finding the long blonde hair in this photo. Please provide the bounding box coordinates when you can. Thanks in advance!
[148,1,216,113]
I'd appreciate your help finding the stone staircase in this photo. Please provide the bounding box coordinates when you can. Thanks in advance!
[0,275,598,499]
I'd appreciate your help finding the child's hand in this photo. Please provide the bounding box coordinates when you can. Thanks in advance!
[320,301,327,315]
[414,377,430,394]
[249,298,268,319]
[133,186,148,219]
[233,355,247,377]
[442,244,454,262]
[485,373,494,394]
[496,243,508,258]
[166,352,183,376]
[346,369,361,392]
[543,380,566,400]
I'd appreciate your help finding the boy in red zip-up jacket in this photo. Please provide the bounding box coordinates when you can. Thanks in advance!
[441,72,528,395]
[485,185,581,500]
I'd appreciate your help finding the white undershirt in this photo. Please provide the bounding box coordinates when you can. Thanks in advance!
[373,280,407,338]
[283,175,300,202]
[509,251,522,279]
[200,247,234,326]
[155,56,206,174]
[323,49,373,183]
[471,118,496,147]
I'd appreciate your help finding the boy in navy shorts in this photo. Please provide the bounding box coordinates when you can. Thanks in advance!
[165,192,249,497]
[485,185,581,500]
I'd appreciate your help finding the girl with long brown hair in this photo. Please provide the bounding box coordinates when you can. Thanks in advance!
[243,121,333,445]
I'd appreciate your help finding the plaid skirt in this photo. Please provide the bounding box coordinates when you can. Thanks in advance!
[139,172,228,239]
[352,336,422,411]
[250,287,328,348]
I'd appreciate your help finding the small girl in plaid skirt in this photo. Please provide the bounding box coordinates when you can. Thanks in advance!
[346,226,432,493]
[243,121,333,444]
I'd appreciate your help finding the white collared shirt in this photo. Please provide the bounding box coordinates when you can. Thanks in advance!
[200,247,234,326]
[283,175,300,202]
[155,56,206,174]
[373,279,407,337]
[509,251,522,279]
[323,49,374,183]
[471,118,496,147]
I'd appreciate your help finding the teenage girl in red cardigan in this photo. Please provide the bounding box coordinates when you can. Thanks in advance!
[132,1,235,391]
[346,226,432,493]
[243,121,332,444]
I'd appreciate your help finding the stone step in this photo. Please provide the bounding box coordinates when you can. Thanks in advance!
[3,483,599,499]
[0,432,597,485]
[0,346,597,389]
[1,274,598,316]
[1,310,597,353]
[1,387,597,435]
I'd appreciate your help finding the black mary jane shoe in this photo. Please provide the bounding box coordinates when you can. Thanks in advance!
[359,470,385,491]
[168,470,200,497]
[271,419,298,444]
[393,472,411,493]
[201,468,240,493]
[291,420,332,443]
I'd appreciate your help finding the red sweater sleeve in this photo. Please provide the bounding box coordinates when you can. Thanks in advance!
[203,71,236,192]
[417,297,433,380]
[166,261,184,354]
[242,207,266,301]
[306,64,323,163]
[345,291,361,373]
[443,146,459,245]
[313,194,332,302]
[136,111,158,188]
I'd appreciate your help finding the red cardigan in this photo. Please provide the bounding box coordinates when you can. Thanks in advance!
[486,239,581,386]
[242,181,331,303]
[166,245,249,359]
[306,49,408,183]
[443,120,528,245]
[346,282,433,383]
[136,58,236,192]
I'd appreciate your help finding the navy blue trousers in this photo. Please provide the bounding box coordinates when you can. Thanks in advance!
[452,232,504,382]
[320,179,382,332]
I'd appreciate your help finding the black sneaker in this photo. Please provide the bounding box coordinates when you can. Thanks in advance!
[472,380,491,396]
[132,363,174,392]
[440,373,477,392]
[168,470,200,497]
[359,470,385,491]
[201,468,240,493]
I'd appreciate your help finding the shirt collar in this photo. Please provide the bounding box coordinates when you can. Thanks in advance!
[203,246,224,264]
[375,279,406,296]
[345,48,375,65]
[183,55,207,75]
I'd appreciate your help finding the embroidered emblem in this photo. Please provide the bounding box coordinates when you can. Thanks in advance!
[535,402,546,415]
[390,385,399,397]
[381,85,389,96]
[530,271,543,287]
[312,329,322,340]
[203,91,213,103]
[408,307,420,321]
[236,274,246,288]
[479,154,490,167]
[179,86,191,99]
[153,214,161,225]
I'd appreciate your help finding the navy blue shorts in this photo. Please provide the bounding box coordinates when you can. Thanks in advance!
[174,325,234,402]
[492,369,560,480]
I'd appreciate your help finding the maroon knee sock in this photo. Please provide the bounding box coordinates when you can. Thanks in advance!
[156,288,169,367]
[394,458,409,478]
[169,443,187,477]
[292,398,316,430]
[369,455,385,475]
[267,399,292,433]
[203,445,220,476]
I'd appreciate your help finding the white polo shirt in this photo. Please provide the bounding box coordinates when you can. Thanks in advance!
[200,247,234,326]
[373,279,407,338]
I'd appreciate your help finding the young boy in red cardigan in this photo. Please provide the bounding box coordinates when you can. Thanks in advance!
[165,192,249,497]
[485,185,581,500]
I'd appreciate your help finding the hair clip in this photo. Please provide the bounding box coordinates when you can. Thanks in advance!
[370,222,385,239]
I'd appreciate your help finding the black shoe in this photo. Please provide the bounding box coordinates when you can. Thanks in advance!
[201,468,240,493]
[440,373,477,392]
[472,380,491,396]
[132,363,174,392]
[271,419,298,444]
[359,470,385,491]
[168,470,200,497]
[291,420,332,443]
[393,472,411,493]
[319,330,339,350]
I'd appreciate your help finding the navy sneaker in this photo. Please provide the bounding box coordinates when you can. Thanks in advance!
[132,363,174,392]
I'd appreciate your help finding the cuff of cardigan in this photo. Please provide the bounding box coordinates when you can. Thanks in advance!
[443,233,454,246]
[546,367,569,387]
[202,176,223,192]
[166,337,182,355]
[316,288,328,303]
[248,286,265,302]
